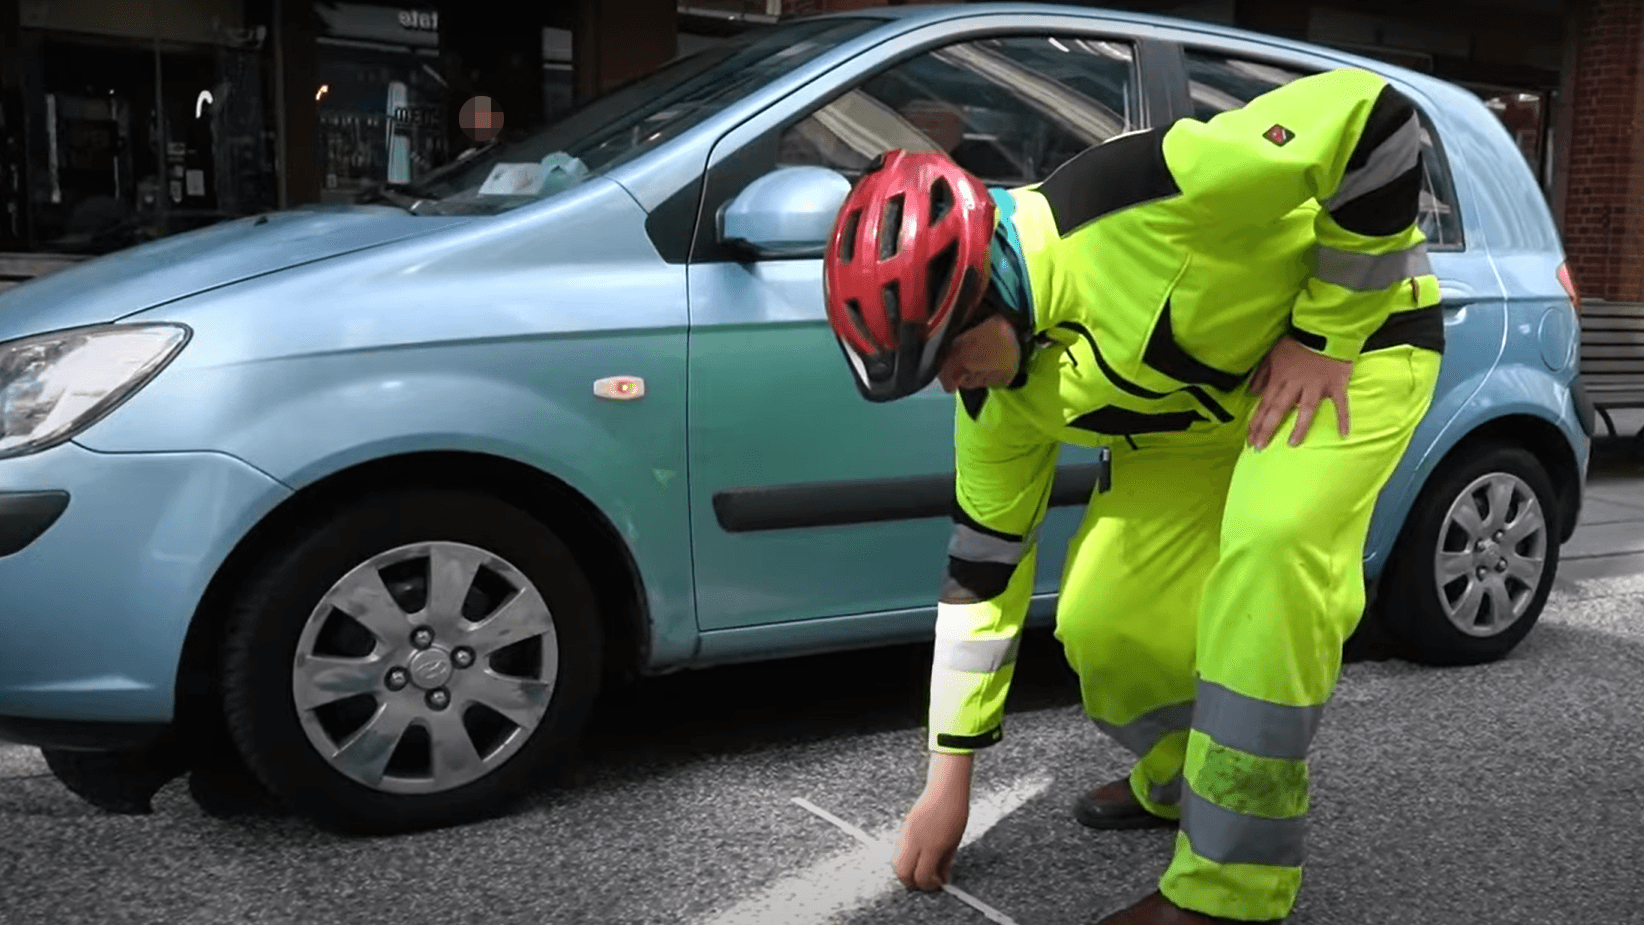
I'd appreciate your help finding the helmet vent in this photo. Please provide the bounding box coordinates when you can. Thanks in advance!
[880,195,905,261]
[882,280,902,329]
[955,266,983,325]
[927,240,959,319]
[842,298,879,350]
[838,209,861,263]
[929,177,954,226]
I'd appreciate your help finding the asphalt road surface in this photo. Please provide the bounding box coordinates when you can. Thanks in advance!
[3,566,1643,925]
[3,431,1642,925]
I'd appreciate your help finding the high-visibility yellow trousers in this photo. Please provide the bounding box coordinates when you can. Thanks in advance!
[1054,344,1442,921]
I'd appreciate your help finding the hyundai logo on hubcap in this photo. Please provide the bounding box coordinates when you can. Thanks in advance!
[408,649,454,689]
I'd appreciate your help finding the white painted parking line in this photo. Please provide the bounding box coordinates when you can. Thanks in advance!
[791,796,1025,925]
[694,777,1045,925]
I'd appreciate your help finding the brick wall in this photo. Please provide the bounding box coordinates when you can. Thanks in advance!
[1563,0,1644,303]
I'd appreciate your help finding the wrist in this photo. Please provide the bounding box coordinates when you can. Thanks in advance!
[924,751,974,798]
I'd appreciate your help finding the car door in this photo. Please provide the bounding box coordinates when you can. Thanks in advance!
[686,27,1164,633]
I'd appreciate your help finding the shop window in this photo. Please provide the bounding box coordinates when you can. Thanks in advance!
[26,36,276,255]
[777,34,1141,186]
[315,51,448,202]
[1182,49,1465,250]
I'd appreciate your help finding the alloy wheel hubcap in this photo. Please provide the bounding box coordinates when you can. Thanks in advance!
[291,541,559,795]
[1433,472,1547,638]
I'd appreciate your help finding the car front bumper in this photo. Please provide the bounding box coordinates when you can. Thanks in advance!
[0,441,289,747]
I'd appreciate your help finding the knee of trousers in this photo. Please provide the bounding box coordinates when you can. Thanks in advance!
[1056,607,1193,682]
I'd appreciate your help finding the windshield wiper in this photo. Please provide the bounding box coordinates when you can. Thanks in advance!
[354,182,427,210]
[353,139,506,209]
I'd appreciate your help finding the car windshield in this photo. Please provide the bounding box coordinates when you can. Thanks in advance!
[386,17,882,216]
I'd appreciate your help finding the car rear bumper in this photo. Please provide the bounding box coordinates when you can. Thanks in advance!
[0,715,172,751]
[0,441,288,736]
[1572,375,1598,438]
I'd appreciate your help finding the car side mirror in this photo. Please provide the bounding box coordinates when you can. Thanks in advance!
[719,166,851,260]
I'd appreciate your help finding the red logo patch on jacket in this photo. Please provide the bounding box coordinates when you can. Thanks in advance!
[1264,124,1295,146]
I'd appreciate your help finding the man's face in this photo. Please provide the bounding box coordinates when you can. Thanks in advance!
[936,314,1020,393]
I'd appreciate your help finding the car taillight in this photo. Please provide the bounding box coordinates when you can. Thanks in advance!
[1557,262,1581,315]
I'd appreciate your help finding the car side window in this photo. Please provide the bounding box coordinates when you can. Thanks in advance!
[777,35,1143,186]
[1182,49,1465,250]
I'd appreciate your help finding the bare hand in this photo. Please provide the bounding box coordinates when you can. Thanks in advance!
[893,787,969,891]
[1246,335,1353,450]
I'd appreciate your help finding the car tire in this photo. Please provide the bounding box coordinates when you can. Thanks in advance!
[220,488,602,835]
[1376,443,1561,667]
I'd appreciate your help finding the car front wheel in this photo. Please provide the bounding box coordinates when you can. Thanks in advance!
[220,489,602,834]
[1377,443,1561,667]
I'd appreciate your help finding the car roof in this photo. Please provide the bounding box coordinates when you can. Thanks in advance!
[803,3,1465,108]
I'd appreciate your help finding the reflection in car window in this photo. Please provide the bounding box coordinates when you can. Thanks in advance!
[1182,49,1465,250]
[779,35,1141,186]
[402,18,881,215]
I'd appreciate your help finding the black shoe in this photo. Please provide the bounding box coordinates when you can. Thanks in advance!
[1073,777,1179,830]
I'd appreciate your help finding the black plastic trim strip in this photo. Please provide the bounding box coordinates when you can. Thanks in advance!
[645,174,704,265]
[1137,39,1192,126]
[713,461,1111,533]
[0,490,69,557]
[1572,376,1597,438]
[0,715,170,751]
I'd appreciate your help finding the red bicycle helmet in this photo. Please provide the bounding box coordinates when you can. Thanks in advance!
[824,150,996,402]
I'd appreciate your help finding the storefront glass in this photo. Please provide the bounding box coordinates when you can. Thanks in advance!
[313,3,449,203]
[17,14,276,255]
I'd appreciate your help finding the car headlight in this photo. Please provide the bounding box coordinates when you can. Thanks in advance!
[0,323,190,460]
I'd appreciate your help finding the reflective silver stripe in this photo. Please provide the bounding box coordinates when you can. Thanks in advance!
[1181,788,1307,868]
[948,523,1025,564]
[934,634,1021,674]
[1327,113,1420,210]
[1193,678,1325,762]
[1316,242,1433,292]
[1148,775,1183,806]
[1092,700,1194,759]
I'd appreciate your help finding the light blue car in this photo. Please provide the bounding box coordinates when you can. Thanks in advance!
[0,5,1593,832]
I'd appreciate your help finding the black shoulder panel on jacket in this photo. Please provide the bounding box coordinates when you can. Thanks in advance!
[1346,84,1417,174]
[1036,126,1181,237]
[1331,162,1424,237]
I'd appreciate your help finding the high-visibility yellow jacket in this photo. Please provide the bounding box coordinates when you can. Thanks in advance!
[928,67,1444,754]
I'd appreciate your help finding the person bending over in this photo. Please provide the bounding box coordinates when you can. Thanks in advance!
[820,68,1444,924]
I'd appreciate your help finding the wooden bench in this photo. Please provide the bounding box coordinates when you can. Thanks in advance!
[0,252,86,294]
[1580,299,1644,438]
